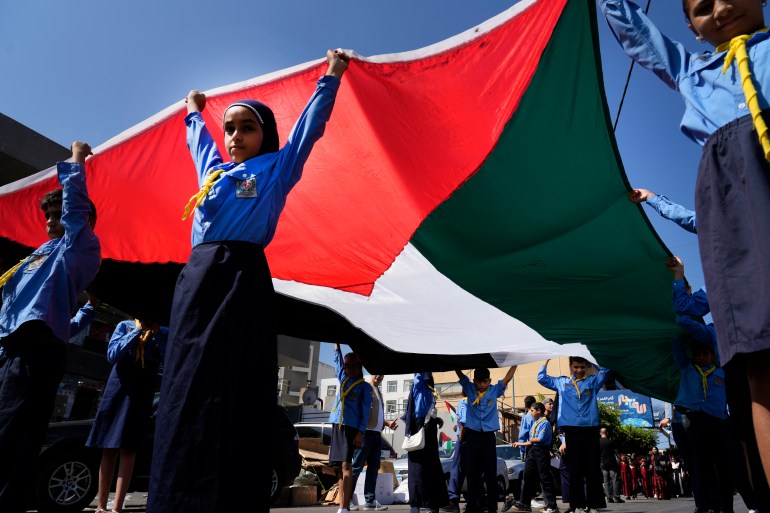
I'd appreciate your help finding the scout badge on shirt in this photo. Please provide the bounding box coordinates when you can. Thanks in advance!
[25,253,50,272]
[714,376,723,387]
[235,175,257,199]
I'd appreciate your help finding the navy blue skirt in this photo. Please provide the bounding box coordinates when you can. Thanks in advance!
[147,241,277,513]
[695,113,770,365]
[85,350,159,450]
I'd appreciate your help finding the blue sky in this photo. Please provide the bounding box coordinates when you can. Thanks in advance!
[1,0,746,367]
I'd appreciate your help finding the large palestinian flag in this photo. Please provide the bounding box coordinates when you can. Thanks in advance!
[0,0,682,400]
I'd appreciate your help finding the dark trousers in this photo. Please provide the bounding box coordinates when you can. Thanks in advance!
[462,428,498,512]
[559,452,570,504]
[447,435,465,502]
[601,465,621,499]
[562,426,603,510]
[351,430,382,505]
[726,358,770,512]
[519,445,557,508]
[0,322,66,513]
[685,411,734,513]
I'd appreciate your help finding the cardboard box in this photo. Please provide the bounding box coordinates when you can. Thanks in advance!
[379,460,399,488]
[291,485,318,506]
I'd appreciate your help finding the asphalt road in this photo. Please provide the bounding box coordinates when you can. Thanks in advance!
[35,492,749,513]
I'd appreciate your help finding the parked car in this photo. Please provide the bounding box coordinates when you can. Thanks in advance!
[33,400,300,512]
[294,421,399,460]
[499,443,562,499]
[391,447,509,499]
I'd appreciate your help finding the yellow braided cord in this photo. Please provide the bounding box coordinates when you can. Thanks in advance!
[182,168,224,220]
[569,376,586,399]
[0,257,28,289]
[722,34,770,162]
[694,364,716,399]
[472,389,488,406]
[135,329,152,368]
[332,377,365,428]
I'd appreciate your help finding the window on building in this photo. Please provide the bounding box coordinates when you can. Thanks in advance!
[386,400,397,414]
[387,381,397,393]
[327,385,337,397]
[403,379,413,392]
[401,398,409,412]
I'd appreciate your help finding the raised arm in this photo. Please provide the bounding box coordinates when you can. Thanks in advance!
[184,89,223,184]
[596,0,692,89]
[502,365,517,386]
[537,359,558,391]
[59,142,100,256]
[646,195,697,234]
[333,343,346,382]
[106,320,142,364]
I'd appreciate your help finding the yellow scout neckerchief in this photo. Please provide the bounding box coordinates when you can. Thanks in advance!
[428,385,438,402]
[182,168,224,220]
[718,28,770,162]
[532,417,548,439]
[135,324,152,368]
[569,375,586,399]
[332,376,365,428]
[472,388,489,406]
[0,257,28,289]
[694,364,717,399]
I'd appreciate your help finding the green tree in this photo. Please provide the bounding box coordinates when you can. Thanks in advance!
[598,402,657,455]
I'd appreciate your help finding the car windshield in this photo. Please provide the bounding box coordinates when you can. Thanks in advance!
[496,444,520,460]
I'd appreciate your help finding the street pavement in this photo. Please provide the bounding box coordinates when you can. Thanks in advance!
[25,491,750,513]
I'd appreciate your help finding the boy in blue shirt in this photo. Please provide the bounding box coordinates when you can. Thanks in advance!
[329,343,373,513]
[598,0,770,490]
[510,402,559,513]
[455,366,517,513]
[538,357,611,513]
[0,141,101,513]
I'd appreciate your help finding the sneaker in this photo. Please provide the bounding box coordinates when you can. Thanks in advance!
[587,509,599,513]
[543,508,559,513]
[441,503,461,513]
[512,502,532,512]
[607,497,615,503]
[613,497,624,504]
[531,499,545,508]
[363,502,388,511]
[502,497,516,512]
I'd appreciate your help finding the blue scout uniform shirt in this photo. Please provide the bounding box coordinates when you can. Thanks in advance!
[455,398,467,440]
[107,320,169,366]
[459,375,506,432]
[538,365,611,427]
[672,336,726,419]
[0,302,96,359]
[185,75,340,248]
[69,303,97,336]
[0,162,101,343]
[646,195,697,234]
[597,0,770,145]
[518,412,533,443]
[677,315,718,351]
[328,347,372,433]
[673,280,709,317]
[530,416,552,448]
[413,372,436,418]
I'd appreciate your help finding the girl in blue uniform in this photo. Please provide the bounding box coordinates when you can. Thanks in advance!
[597,0,770,491]
[147,50,349,513]
[87,319,167,513]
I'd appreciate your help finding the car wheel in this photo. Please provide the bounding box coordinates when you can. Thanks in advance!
[271,466,285,504]
[497,476,507,501]
[35,448,99,513]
